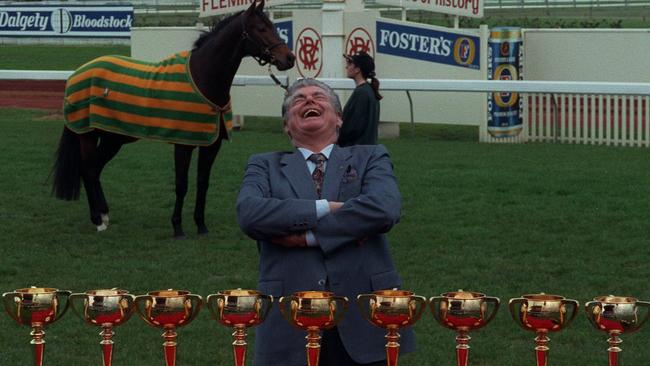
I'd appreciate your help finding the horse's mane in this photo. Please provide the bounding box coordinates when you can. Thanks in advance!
[193,11,244,50]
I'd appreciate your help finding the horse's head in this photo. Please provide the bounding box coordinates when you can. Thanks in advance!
[240,0,295,71]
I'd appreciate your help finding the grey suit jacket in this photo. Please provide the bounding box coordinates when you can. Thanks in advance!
[236,144,415,366]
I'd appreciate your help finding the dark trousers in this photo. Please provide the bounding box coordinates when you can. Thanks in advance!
[319,327,386,366]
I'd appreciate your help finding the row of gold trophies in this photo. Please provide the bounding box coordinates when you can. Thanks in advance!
[3,287,650,366]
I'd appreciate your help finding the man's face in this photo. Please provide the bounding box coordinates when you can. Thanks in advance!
[284,85,341,145]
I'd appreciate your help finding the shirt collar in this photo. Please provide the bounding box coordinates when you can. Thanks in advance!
[298,144,334,161]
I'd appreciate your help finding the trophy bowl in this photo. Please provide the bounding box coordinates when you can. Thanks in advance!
[509,293,579,366]
[207,289,273,366]
[430,290,500,366]
[279,291,348,366]
[357,290,427,366]
[2,287,71,366]
[69,289,135,366]
[135,289,203,366]
[585,295,650,366]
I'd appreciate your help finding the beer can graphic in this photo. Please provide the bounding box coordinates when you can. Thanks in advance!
[487,27,523,138]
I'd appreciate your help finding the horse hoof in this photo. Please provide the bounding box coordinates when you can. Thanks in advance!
[101,213,109,225]
[173,235,187,240]
[97,223,108,232]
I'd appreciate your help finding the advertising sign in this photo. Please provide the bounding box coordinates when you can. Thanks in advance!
[0,5,133,38]
[200,0,294,17]
[275,20,293,50]
[487,27,523,138]
[376,20,479,70]
[374,0,483,18]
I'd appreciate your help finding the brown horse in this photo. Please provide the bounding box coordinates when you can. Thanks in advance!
[52,0,294,238]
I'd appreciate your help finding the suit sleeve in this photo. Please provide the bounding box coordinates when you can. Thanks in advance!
[312,145,401,255]
[236,155,318,241]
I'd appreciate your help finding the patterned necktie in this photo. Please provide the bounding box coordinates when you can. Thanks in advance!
[308,153,326,198]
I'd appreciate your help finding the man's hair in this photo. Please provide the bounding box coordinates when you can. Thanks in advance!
[281,78,342,121]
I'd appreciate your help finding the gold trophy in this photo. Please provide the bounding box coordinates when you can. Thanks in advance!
[357,290,427,366]
[206,289,273,366]
[135,290,203,366]
[430,290,500,366]
[69,289,135,366]
[509,293,578,366]
[585,295,650,366]
[2,287,71,366]
[279,291,348,366]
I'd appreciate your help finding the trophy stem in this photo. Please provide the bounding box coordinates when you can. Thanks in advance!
[455,331,471,366]
[385,328,401,366]
[534,332,550,366]
[30,324,45,366]
[607,332,622,366]
[232,326,248,366]
[100,326,115,366]
[162,328,178,366]
[305,328,322,366]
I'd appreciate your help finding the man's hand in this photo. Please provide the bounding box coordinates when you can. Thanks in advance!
[270,232,307,247]
[328,201,344,213]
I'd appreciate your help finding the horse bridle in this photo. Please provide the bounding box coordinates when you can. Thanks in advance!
[240,12,285,68]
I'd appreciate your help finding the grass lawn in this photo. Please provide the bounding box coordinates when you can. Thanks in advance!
[1,107,649,365]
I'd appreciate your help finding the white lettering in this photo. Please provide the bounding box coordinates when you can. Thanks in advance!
[0,11,49,31]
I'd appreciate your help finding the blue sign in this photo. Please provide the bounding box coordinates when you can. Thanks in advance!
[0,5,133,38]
[376,20,479,70]
[275,20,293,51]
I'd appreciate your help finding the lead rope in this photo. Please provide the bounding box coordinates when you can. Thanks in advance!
[268,64,289,91]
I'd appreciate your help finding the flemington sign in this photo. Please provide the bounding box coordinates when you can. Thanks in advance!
[375,0,483,18]
[200,0,294,17]
[0,5,133,38]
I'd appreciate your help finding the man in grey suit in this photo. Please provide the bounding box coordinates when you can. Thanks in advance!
[236,79,415,366]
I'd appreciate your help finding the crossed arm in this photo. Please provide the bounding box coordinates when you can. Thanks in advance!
[236,146,401,254]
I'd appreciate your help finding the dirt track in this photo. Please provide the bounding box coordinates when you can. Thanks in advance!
[0,80,66,110]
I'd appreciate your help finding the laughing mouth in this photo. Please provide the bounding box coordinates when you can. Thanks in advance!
[302,109,321,118]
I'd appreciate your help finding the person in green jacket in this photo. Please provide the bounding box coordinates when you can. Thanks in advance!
[338,52,382,147]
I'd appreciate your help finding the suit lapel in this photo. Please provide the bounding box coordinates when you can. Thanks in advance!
[281,150,319,199]
[322,146,352,201]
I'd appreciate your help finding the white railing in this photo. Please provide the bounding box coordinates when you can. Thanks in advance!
[3,70,650,147]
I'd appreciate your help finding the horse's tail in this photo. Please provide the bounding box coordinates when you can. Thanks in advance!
[52,127,81,200]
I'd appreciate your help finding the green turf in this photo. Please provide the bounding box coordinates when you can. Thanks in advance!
[0,108,649,365]
[0,45,130,70]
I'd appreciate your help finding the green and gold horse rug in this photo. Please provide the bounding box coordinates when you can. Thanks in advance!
[63,51,232,146]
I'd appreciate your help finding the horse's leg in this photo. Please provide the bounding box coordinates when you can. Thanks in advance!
[94,133,133,226]
[195,137,223,236]
[172,144,195,239]
[78,132,104,229]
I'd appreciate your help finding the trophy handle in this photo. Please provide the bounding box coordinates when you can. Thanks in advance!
[328,296,349,328]
[482,296,501,328]
[134,295,156,327]
[508,297,528,330]
[356,294,375,324]
[206,294,225,321]
[2,292,21,324]
[52,290,72,323]
[183,294,203,325]
[561,299,579,328]
[407,295,427,325]
[256,295,274,323]
[68,293,88,324]
[278,296,297,326]
[635,300,650,329]
[428,296,446,326]
[584,300,601,329]
[119,294,136,323]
